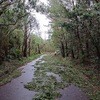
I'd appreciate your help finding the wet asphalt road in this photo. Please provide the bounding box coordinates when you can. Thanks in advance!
[59,84,89,100]
[0,54,89,100]
[0,55,46,100]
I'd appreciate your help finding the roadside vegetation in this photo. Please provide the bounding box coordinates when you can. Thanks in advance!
[25,54,100,100]
[0,53,42,86]
[0,0,54,86]
[46,0,100,99]
[0,0,99,100]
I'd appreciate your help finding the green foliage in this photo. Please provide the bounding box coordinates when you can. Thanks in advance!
[48,1,100,99]
[0,0,53,87]
[25,54,99,100]
[49,0,100,66]
[0,68,21,86]
[0,53,42,86]
[0,0,48,62]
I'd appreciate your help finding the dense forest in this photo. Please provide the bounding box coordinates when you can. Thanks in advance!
[49,0,100,70]
[0,0,100,83]
[0,0,100,100]
[0,0,54,84]
[0,0,54,64]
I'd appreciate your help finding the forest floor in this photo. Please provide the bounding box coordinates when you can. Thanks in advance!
[0,54,99,100]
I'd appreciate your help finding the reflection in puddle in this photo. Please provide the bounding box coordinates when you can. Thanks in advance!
[46,72,62,82]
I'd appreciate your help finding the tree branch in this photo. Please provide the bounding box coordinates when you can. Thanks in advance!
[0,13,28,26]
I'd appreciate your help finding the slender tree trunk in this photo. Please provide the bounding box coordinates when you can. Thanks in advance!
[86,25,100,60]
[60,41,65,58]
[71,48,75,59]
[37,44,41,54]
[86,40,89,58]
[23,24,28,57]
[75,17,84,59]
[65,41,69,57]
[28,38,31,56]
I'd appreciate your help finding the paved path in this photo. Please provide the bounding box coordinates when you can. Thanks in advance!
[0,55,46,100]
[0,54,89,100]
[58,84,89,100]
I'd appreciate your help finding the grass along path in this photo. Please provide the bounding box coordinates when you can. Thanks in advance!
[24,54,99,100]
[0,54,42,86]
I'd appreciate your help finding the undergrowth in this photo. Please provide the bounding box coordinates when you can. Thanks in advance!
[0,54,42,86]
[25,54,100,100]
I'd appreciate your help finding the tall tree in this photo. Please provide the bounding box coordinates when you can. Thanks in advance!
[49,0,100,68]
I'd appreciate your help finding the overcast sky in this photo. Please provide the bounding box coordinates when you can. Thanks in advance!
[35,0,50,40]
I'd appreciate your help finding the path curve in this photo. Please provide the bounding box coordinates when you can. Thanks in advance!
[0,54,89,100]
[0,55,46,100]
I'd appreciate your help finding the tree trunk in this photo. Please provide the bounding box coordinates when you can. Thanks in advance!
[86,40,89,58]
[37,44,41,54]
[28,38,31,56]
[23,24,28,57]
[65,41,69,57]
[71,48,75,59]
[75,17,84,59]
[60,41,65,58]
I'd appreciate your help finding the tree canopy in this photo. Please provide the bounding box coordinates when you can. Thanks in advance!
[49,0,100,70]
[0,0,52,63]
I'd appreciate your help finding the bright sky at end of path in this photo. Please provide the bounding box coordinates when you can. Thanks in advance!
[35,13,50,40]
[35,0,50,40]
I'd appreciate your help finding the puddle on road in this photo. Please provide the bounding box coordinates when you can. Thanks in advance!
[46,72,62,82]
[35,60,45,65]
[40,60,45,64]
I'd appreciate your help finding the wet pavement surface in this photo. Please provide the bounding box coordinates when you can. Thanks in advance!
[46,69,89,100]
[0,55,46,100]
[58,84,89,100]
[0,54,89,100]
[46,72,62,82]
